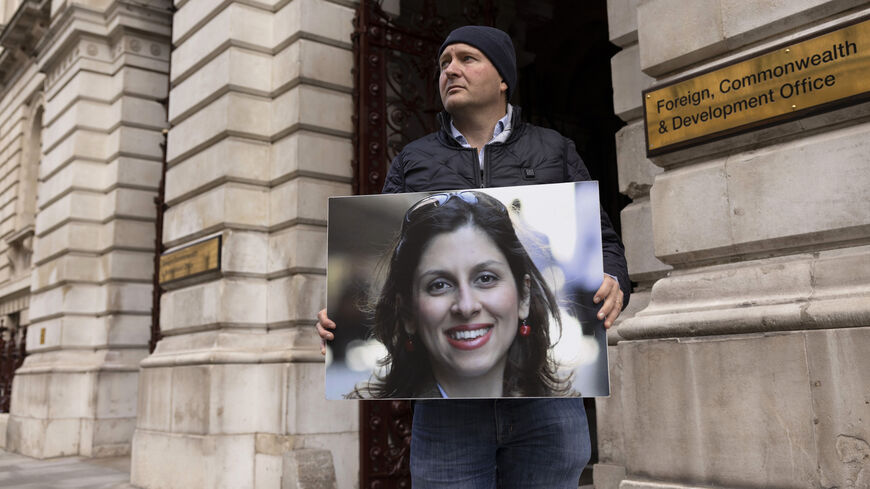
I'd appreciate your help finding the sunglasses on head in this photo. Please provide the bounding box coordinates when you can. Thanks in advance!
[403,191,480,223]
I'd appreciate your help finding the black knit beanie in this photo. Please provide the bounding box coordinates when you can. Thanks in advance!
[438,25,517,101]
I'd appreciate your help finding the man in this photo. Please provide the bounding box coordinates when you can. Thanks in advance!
[318,25,629,488]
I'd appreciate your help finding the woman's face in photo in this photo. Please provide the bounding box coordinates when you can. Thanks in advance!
[409,224,530,384]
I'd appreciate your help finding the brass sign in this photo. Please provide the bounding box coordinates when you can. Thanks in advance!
[159,236,221,284]
[644,16,870,155]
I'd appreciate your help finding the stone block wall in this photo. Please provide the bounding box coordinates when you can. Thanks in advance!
[606,0,671,304]
[0,3,43,427]
[0,59,42,303]
[130,1,357,488]
[599,2,870,489]
[5,0,171,458]
[596,2,667,485]
[1,0,23,23]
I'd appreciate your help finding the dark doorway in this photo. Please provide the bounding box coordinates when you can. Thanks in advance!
[353,1,624,487]
[510,1,627,230]
[0,312,27,413]
[353,0,626,225]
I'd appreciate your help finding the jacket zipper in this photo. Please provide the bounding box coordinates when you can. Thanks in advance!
[480,146,488,188]
[473,148,484,188]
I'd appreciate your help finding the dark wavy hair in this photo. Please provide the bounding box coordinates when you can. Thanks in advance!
[353,191,570,398]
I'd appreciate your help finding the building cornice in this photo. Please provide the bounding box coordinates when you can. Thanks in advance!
[35,1,170,84]
[0,0,50,87]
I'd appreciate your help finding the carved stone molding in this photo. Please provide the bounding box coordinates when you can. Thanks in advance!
[38,2,171,90]
[4,226,33,279]
[0,0,49,86]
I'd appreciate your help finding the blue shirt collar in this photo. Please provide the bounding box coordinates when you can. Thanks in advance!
[449,104,513,147]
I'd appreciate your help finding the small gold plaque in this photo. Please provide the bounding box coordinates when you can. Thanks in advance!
[40,328,45,345]
[644,16,870,155]
[159,236,222,284]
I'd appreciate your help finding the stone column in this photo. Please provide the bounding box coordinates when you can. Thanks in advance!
[131,1,357,488]
[605,1,870,488]
[6,0,171,458]
[0,0,48,451]
[595,1,671,487]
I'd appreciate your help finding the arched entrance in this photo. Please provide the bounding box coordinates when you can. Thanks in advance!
[352,1,624,486]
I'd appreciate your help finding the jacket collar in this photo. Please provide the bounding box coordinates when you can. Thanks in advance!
[437,105,524,147]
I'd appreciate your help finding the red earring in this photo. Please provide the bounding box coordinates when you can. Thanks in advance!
[519,318,531,337]
[404,337,416,352]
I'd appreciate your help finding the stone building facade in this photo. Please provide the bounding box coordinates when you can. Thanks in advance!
[598,1,870,489]
[0,0,170,459]
[0,0,866,489]
[130,0,357,487]
[0,0,358,487]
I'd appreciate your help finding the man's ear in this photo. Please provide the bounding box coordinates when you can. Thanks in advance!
[518,274,531,319]
[500,80,508,95]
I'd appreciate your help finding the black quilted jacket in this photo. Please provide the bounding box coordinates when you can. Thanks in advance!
[382,107,630,306]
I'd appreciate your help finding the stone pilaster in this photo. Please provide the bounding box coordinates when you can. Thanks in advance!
[5,0,171,458]
[0,50,44,298]
[606,1,870,488]
[606,0,671,311]
[0,0,48,452]
[595,1,669,486]
[131,1,357,488]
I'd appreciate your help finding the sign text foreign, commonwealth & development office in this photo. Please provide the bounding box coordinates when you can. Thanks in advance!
[644,17,870,155]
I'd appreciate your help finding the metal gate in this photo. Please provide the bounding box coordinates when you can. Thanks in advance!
[0,313,27,413]
[352,1,495,486]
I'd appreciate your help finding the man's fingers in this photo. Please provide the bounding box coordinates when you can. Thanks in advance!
[594,276,624,329]
[315,308,334,357]
[602,290,624,329]
[597,292,616,320]
[593,275,616,304]
[316,308,335,340]
[604,294,623,328]
[595,276,617,316]
[317,309,335,330]
[316,322,334,341]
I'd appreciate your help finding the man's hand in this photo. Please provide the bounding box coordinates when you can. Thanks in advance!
[593,275,623,329]
[316,308,335,356]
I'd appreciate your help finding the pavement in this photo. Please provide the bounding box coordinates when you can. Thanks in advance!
[0,448,597,488]
[0,449,135,489]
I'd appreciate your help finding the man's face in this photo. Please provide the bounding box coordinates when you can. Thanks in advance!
[438,43,507,114]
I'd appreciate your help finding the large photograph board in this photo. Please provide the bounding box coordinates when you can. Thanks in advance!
[325,182,609,399]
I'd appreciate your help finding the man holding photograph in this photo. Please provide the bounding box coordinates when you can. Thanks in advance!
[318,25,629,488]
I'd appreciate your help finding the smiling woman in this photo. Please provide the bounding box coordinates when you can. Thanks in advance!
[347,191,572,399]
